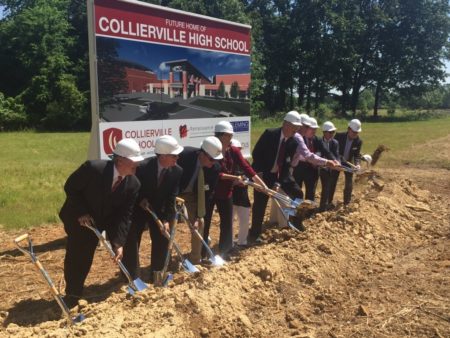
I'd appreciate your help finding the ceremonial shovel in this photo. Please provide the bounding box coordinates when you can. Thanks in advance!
[14,234,85,325]
[83,223,148,295]
[175,197,225,267]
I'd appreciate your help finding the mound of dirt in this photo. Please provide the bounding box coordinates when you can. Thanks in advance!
[1,171,449,337]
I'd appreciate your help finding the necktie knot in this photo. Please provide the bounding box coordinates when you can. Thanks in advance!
[112,176,123,192]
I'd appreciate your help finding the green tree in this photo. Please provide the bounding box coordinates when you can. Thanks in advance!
[217,81,226,97]
[230,81,240,98]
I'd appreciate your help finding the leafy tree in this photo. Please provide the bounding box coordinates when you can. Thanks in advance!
[0,92,27,130]
[217,81,225,97]
[230,81,240,98]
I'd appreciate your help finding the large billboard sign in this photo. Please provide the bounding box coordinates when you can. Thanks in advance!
[87,0,251,159]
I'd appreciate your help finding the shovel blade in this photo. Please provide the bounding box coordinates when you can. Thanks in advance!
[72,314,85,324]
[132,277,148,292]
[210,255,226,266]
[181,259,200,273]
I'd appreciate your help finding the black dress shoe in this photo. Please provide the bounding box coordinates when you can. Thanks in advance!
[62,295,80,309]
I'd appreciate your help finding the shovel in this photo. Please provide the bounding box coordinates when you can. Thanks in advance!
[14,234,85,325]
[175,197,226,267]
[143,207,199,273]
[153,220,176,287]
[272,184,303,233]
[82,223,148,295]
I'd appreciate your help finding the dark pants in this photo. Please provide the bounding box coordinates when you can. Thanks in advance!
[319,168,332,210]
[329,171,354,205]
[294,164,319,201]
[249,172,277,240]
[203,197,233,256]
[63,224,99,299]
[249,171,304,238]
[122,217,169,280]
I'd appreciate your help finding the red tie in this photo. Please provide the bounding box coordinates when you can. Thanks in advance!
[112,176,123,192]
[276,138,286,176]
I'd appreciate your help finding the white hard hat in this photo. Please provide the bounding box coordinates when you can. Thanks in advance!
[348,119,362,132]
[307,117,319,129]
[201,136,223,160]
[155,135,184,155]
[284,111,302,126]
[230,138,242,148]
[113,138,144,162]
[322,121,337,132]
[300,113,310,126]
[214,120,234,134]
[362,154,372,164]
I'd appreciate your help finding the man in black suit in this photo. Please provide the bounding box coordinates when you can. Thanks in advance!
[249,111,303,242]
[318,121,340,211]
[122,135,183,280]
[177,136,222,263]
[329,119,363,205]
[59,139,143,308]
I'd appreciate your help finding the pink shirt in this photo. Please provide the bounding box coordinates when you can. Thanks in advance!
[291,133,327,167]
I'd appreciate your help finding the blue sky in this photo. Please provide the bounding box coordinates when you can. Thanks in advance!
[102,37,251,80]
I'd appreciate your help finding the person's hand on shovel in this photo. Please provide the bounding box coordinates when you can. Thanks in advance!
[112,244,123,263]
[162,222,170,234]
[325,159,340,168]
[78,214,93,227]
[139,198,150,210]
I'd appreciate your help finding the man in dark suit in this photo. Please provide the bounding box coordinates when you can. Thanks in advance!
[329,119,363,205]
[318,121,340,211]
[122,135,183,280]
[59,139,143,308]
[249,111,303,242]
[177,136,222,263]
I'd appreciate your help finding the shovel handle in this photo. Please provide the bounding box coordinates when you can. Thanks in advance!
[221,174,242,181]
[14,233,29,244]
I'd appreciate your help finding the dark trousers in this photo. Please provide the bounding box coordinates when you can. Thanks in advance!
[249,172,277,239]
[329,171,354,205]
[319,169,332,210]
[249,171,304,238]
[122,217,168,280]
[203,197,233,256]
[64,224,99,299]
[294,164,319,201]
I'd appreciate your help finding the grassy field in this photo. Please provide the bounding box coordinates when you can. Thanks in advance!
[1,116,449,230]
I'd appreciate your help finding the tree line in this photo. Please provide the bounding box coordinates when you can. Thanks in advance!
[0,0,449,131]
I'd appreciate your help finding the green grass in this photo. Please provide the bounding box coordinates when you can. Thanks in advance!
[1,116,449,230]
[0,132,89,230]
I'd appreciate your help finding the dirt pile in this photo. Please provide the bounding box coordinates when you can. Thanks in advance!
[1,172,449,337]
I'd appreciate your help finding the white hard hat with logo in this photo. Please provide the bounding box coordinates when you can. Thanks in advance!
[307,117,319,129]
[322,121,337,132]
[362,154,372,164]
[348,119,362,132]
[230,138,242,148]
[214,121,234,134]
[284,110,302,126]
[155,135,184,155]
[299,113,310,126]
[113,138,144,162]
[201,136,224,160]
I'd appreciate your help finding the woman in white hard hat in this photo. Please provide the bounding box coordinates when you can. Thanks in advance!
[318,121,340,211]
[60,138,143,308]
[203,121,266,259]
[122,135,183,282]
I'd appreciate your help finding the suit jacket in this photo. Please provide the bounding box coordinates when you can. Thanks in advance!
[177,146,220,198]
[133,157,182,225]
[252,127,297,178]
[317,137,339,161]
[59,160,140,247]
[335,132,362,165]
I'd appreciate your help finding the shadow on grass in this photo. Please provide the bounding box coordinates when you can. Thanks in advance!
[2,276,125,327]
[1,237,66,257]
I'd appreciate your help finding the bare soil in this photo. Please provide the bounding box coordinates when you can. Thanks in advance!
[0,166,449,338]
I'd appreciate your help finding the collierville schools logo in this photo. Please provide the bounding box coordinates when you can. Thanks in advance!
[179,124,188,138]
[103,128,123,155]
